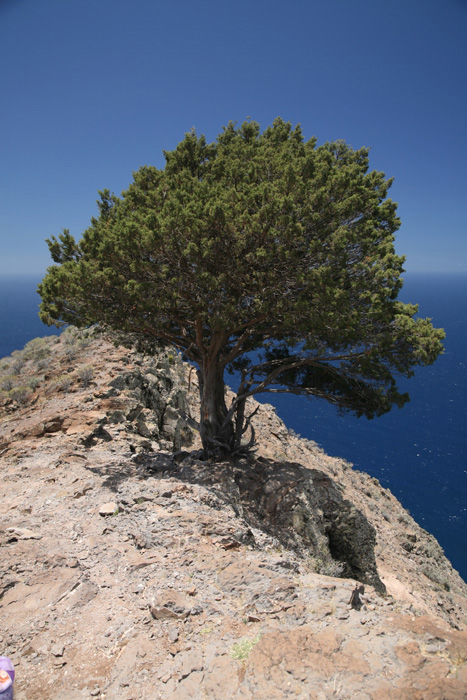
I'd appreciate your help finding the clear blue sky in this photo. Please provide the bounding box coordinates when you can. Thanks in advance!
[1,0,466,275]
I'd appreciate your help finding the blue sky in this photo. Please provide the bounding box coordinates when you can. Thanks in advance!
[1,0,466,275]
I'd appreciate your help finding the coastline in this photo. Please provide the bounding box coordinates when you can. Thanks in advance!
[1,273,466,580]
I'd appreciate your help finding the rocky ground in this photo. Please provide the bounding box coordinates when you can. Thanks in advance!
[0,330,466,699]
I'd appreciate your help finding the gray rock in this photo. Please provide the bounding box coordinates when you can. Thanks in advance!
[51,643,65,657]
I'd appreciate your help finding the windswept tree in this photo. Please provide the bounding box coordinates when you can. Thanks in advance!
[38,118,444,457]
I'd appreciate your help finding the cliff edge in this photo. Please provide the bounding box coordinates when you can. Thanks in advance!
[1,330,466,699]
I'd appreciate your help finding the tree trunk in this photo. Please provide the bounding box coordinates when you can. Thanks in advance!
[198,358,235,457]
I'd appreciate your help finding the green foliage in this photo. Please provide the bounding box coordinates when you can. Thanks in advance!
[38,118,444,456]
[0,375,17,391]
[78,336,92,349]
[50,374,73,393]
[37,357,51,371]
[230,634,261,662]
[65,347,77,362]
[76,364,94,387]
[9,385,33,405]
[28,376,43,390]
[11,357,26,375]
[62,328,78,345]
[23,337,52,362]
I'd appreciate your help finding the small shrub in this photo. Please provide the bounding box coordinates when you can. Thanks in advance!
[11,358,26,375]
[23,337,52,361]
[28,376,43,390]
[35,346,52,361]
[77,365,94,387]
[9,386,33,405]
[421,561,450,589]
[52,375,73,393]
[78,336,92,349]
[287,428,301,439]
[37,357,51,371]
[398,513,411,525]
[62,328,78,345]
[230,635,261,662]
[316,558,345,577]
[0,375,17,391]
[65,347,77,361]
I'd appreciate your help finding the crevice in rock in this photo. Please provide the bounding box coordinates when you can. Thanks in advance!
[157,454,386,593]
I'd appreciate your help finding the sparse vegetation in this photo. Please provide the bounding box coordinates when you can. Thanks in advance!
[9,385,33,405]
[50,374,73,393]
[65,347,77,362]
[308,538,345,578]
[27,376,43,390]
[11,357,26,375]
[62,328,79,345]
[0,327,466,698]
[287,428,301,439]
[37,357,51,371]
[0,375,17,391]
[23,337,52,362]
[422,564,450,590]
[76,364,94,387]
[230,634,261,662]
[398,513,411,525]
[78,336,92,349]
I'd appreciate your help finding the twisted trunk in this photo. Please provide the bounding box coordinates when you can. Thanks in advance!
[198,358,235,457]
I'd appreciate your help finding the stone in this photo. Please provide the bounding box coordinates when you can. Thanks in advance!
[178,649,203,679]
[99,502,119,516]
[168,628,179,644]
[1,336,467,700]
[6,527,41,540]
[168,671,204,699]
[51,643,65,657]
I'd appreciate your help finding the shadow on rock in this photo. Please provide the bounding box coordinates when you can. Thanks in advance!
[133,450,386,593]
[86,460,147,491]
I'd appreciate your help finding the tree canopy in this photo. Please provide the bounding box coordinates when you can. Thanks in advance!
[38,118,444,457]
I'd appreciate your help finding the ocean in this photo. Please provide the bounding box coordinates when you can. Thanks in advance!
[1,273,466,581]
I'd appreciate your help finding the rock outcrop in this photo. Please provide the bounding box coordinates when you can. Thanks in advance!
[0,330,466,699]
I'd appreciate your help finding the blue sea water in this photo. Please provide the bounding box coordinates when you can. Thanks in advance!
[253,273,467,582]
[0,275,61,358]
[0,273,466,581]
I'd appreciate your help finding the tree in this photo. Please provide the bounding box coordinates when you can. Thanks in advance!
[38,118,444,458]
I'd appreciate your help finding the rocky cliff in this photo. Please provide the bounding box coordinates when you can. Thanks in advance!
[1,330,466,699]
